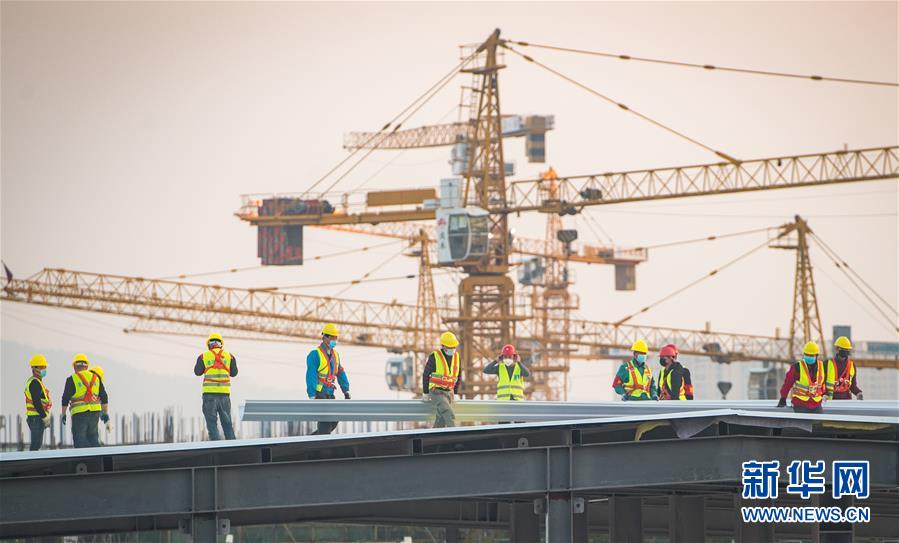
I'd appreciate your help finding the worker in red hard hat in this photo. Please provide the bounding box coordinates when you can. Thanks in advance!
[657,344,694,400]
[483,344,530,401]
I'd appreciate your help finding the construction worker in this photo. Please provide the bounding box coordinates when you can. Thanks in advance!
[777,341,832,413]
[423,331,461,427]
[60,354,109,448]
[90,365,113,435]
[612,340,658,401]
[194,333,238,440]
[25,354,52,451]
[306,323,350,435]
[827,336,864,400]
[483,344,530,400]
[657,344,694,400]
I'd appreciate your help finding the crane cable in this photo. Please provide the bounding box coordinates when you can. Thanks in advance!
[809,232,897,315]
[639,226,776,250]
[504,40,899,88]
[502,44,740,164]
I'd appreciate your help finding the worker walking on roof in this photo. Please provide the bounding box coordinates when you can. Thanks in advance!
[25,354,52,451]
[612,340,658,401]
[60,354,109,448]
[827,336,864,400]
[483,344,530,400]
[195,333,238,440]
[657,344,694,400]
[777,341,833,413]
[306,323,350,435]
[423,331,462,427]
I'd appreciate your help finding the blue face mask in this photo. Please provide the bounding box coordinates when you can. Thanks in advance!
[39,369,47,378]
[803,355,817,364]
[635,354,647,364]
[328,340,337,349]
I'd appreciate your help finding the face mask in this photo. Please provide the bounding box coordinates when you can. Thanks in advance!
[502,357,514,366]
[39,369,47,378]
[659,358,669,367]
[803,355,817,364]
[443,348,455,357]
[837,351,849,361]
[635,354,647,364]
[328,340,337,349]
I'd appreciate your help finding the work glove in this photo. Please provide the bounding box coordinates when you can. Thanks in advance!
[105,421,112,432]
[776,397,787,408]
[42,415,51,428]
[856,392,864,400]
[100,413,110,424]
[61,414,67,425]
[620,395,628,401]
[343,391,351,400]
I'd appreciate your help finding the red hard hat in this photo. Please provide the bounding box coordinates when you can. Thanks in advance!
[659,344,678,357]
[500,344,517,357]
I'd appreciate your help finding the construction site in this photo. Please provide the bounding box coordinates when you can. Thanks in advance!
[1,2,897,543]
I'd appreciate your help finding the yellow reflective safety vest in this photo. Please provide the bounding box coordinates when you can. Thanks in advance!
[202,349,233,394]
[428,350,460,391]
[69,370,101,414]
[791,360,826,403]
[496,363,524,400]
[24,377,52,416]
[623,361,653,399]
[315,347,341,393]
[826,358,855,395]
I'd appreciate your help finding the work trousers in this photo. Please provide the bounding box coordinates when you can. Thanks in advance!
[793,404,823,414]
[312,391,338,435]
[72,411,101,448]
[27,415,45,451]
[202,393,236,440]
[430,388,456,428]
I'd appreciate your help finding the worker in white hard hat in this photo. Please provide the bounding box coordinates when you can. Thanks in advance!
[306,323,350,435]
[422,331,462,428]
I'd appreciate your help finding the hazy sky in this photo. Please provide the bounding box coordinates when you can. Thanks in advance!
[2,2,896,417]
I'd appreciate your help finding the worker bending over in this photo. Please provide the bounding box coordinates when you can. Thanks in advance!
[306,323,350,435]
[195,333,238,440]
[423,331,461,427]
[61,354,109,448]
[827,336,863,400]
[657,344,694,400]
[483,344,529,400]
[612,340,658,401]
[24,354,52,451]
[778,341,832,413]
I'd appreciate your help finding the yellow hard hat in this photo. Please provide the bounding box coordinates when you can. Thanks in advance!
[802,341,820,356]
[321,323,340,337]
[72,353,90,368]
[29,354,48,368]
[207,332,223,345]
[631,339,649,354]
[834,336,853,350]
[440,331,459,348]
[90,366,105,382]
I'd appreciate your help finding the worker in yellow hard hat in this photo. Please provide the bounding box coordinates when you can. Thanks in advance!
[25,354,52,450]
[60,353,109,448]
[306,323,350,435]
[612,339,658,401]
[194,333,238,440]
[827,336,863,400]
[777,341,832,413]
[423,331,462,427]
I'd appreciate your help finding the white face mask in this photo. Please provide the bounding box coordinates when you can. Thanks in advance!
[502,358,514,366]
[443,348,455,357]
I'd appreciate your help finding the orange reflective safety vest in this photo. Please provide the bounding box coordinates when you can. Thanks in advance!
[69,370,101,415]
[315,347,341,392]
[791,360,827,403]
[24,377,52,416]
[827,358,855,394]
[428,350,460,392]
[623,361,653,399]
[202,349,233,394]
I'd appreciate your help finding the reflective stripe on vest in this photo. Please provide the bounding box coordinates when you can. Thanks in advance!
[660,366,691,400]
[315,347,340,392]
[24,377,52,416]
[69,370,101,414]
[496,363,524,400]
[623,361,652,398]
[791,360,825,402]
[428,350,459,391]
[827,358,855,393]
[202,349,233,394]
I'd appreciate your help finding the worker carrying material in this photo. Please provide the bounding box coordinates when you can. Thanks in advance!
[827,336,863,400]
[657,344,694,400]
[483,344,530,400]
[778,341,833,413]
[423,331,462,427]
[194,333,238,440]
[24,354,52,451]
[612,339,658,401]
[306,323,350,435]
[89,365,112,435]
[60,353,109,448]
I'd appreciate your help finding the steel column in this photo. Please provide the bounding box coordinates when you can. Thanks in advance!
[546,492,572,542]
